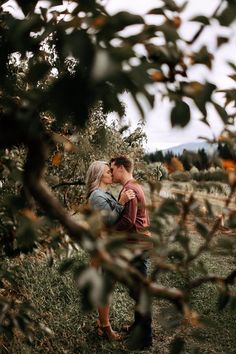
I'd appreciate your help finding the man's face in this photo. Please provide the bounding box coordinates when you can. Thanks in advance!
[110,162,122,183]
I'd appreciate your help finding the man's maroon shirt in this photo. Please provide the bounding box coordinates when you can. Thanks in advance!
[116,180,151,247]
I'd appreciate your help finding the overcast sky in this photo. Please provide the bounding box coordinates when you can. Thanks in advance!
[106,0,236,151]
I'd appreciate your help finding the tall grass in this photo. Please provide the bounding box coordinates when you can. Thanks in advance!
[2,231,236,354]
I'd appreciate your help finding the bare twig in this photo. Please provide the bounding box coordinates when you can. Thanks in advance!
[188,268,236,290]
[52,179,85,189]
[187,182,236,264]
[186,1,223,45]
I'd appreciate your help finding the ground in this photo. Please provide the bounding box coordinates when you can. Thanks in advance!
[1,185,236,353]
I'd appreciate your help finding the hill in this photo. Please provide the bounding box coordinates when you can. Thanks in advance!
[162,141,217,155]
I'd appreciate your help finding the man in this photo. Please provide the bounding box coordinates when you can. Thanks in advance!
[110,155,153,350]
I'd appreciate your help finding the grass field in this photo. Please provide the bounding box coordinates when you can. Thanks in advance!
[1,185,236,354]
[2,225,236,354]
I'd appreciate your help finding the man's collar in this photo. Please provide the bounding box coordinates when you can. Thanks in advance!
[123,178,135,187]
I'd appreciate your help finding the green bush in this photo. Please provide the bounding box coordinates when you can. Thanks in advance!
[191,170,229,182]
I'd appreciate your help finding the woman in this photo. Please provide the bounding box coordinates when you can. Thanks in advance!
[85,160,135,341]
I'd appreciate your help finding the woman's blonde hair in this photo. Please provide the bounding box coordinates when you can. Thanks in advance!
[85,160,108,198]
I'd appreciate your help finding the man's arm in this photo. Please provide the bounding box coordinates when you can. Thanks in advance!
[115,196,138,231]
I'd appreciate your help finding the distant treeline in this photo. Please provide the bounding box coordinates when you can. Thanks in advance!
[144,143,234,171]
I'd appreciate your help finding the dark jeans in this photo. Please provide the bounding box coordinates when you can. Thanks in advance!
[129,252,152,344]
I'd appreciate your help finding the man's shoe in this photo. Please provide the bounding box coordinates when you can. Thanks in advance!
[126,337,153,351]
[125,324,152,351]
[121,322,136,334]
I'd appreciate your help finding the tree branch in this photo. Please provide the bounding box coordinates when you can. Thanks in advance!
[52,179,85,189]
[188,268,236,290]
[186,181,236,264]
[23,138,93,246]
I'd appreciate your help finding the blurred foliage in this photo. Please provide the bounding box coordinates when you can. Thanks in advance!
[0,0,236,351]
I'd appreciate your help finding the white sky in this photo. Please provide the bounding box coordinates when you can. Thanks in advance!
[106,0,236,151]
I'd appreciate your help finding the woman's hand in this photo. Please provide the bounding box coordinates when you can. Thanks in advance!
[118,189,135,205]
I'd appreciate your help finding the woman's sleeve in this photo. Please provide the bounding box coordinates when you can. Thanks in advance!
[110,200,124,215]
[90,194,124,226]
[90,195,113,211]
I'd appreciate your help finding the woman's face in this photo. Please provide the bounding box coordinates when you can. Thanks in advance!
[100,164,112,185]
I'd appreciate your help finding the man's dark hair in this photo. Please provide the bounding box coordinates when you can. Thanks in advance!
[110,156,134,173]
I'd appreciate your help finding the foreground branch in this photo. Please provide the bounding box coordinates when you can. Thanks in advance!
[24,139,93,246]
[188,268,236,289]
[52,179,85,189]
[186,1,222,45]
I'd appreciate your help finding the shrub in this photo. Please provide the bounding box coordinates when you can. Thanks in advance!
[169,171,192,182]
[191,170,228,182]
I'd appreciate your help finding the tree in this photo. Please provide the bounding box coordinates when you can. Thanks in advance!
[144,150,164,163]
[0,0,236,350]
[180,149,192,170]
[167,156,184,173]
[197,148,210,170]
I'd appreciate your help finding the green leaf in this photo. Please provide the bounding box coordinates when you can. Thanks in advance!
[228,212,236,228]
[27,62,51,84]
[191,328,207,342]
[169,336,185,354]
[200,317,217,328]
[218,292,230,311]
[16,222,38,252]
[213,102,229,124]
[194,82,216,116]
[15,315,27,333]
[217,3,236,26]
[175,233,190,248]
[182,81,204,98]
[168,249,185,262]
[77,268,104,311]
[195,221,209,240]
[91,126,108,147]
[15,0,38,16]
[58,258,76,274]
[190,16,210,25]
[65,30,94,67]
[204,200,214,217]
[192,46,213,69]
[217,36,229,47]
[171,101,190,127]
[105,236,126,252]
[217,237,235,250]
[48,74,91,127]
[192,261,208,276]
[146,44,181,65]
[229,296,236,311]
[157,23,180,43]
[159,199,180,215]
[179,1,188,12]
[48,0,63,5]
[163,0,181,12]
[159,307,183,329]
[76,0,96,12]
[228,61,236,72]
[147,8,165,15]
[109,11,144,32]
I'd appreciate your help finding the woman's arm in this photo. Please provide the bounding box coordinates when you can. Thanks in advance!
[89,192,123,225]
